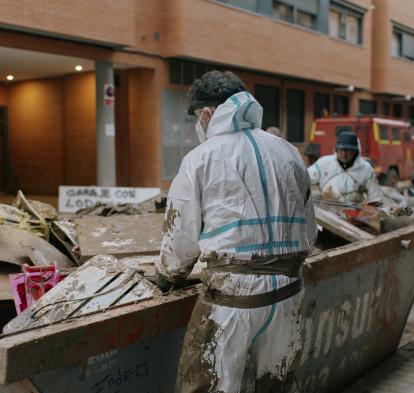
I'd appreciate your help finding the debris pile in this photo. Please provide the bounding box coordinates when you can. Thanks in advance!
[1,183,414,335]
[0,190,167,333]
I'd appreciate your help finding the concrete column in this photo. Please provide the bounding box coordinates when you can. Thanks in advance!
[95,60,116,186]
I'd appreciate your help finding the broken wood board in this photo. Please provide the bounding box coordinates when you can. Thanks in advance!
[0,226,75,268]
[75,214,164,261]
[3,255,161,335]
[315,206,374,243]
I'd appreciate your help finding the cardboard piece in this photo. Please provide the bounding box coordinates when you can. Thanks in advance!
[75,214,164,261]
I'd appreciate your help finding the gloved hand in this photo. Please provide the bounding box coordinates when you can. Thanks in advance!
[155,271,174,293]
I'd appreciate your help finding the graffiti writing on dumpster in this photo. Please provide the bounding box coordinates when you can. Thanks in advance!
[298,260,401,392]
[58,186,160,213]
[90,362,149,393]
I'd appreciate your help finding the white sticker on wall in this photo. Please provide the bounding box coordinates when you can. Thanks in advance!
[105,124,115,136]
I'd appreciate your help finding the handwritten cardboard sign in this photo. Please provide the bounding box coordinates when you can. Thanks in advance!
[58,186,160,213]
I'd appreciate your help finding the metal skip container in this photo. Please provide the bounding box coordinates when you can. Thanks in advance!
[0,225,414,393]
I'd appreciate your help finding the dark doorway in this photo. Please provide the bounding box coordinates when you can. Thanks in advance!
[254,84,280,130]
[359,99,377,115]
[286,89,305,143]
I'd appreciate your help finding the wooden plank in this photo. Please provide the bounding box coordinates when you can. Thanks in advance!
[315,206,374,243]
[3,255,160,334]
[75,214,164,261]
[0,287,199,384]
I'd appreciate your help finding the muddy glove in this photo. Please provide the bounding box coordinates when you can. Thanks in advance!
[155,271,174,293]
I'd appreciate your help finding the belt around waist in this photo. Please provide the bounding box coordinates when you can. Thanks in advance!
[207,252,306,277]
[207,279,302,309]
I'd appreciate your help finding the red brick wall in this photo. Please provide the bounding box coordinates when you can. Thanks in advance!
[63,72,96,186]
[0,84,7,106]
[6,73,96,194]
[0,1,135,46]
[128,66,163,187]
[372,0,414,96]
[8,78,65,194]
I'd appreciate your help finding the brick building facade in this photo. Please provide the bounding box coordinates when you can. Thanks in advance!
[0,0,413,193]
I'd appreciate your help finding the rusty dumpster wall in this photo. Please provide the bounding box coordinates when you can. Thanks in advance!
[10,242,412,393]
[297,249,414,392]
[29,328,186,393]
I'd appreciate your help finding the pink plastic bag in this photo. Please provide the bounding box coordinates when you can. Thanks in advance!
[9,263,66,314]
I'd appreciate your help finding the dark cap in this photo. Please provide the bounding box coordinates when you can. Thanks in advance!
[336,132,358,151]
[187,70,247,115]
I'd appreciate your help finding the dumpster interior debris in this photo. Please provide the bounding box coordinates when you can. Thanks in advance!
[0,185,413,334]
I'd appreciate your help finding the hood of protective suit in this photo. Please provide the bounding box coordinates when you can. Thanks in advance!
[206,91,263,139]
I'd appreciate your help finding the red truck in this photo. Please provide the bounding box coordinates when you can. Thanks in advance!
[305,116,414,185]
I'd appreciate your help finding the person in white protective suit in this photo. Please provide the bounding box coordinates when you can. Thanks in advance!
[307,132,382,204]
[155,71,317,393]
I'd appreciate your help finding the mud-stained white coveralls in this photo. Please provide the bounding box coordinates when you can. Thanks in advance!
[156,92,317,393]
[308,154,382,204]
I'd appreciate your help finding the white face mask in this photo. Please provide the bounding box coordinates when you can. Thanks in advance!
[194,108,212,144]
[195,120,207,144]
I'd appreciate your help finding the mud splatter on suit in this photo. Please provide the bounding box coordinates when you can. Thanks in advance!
[156,91,317,392]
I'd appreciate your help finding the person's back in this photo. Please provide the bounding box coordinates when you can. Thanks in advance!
[155,72,316,392]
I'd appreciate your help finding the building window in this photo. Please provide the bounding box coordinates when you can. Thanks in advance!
[272,0,319,31]
[333,95,349,115]
[314,92,330,118]
[169,59,219,86]
[255,84,280,130]
[382,102,390,116]
[297,10,317,29]
[346,15,359,43]
[329,2,363,45]
[392,25,414,61]
[329,10,341,38]
[162,90,198,179]
[392,128,400,142]
[286,89,305,143]
[218,0,324,32]
[380,126,389,142]
[393,103,403,118]
[273,1,294,22]
[392,30,403,57]
[359,100,377,115]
